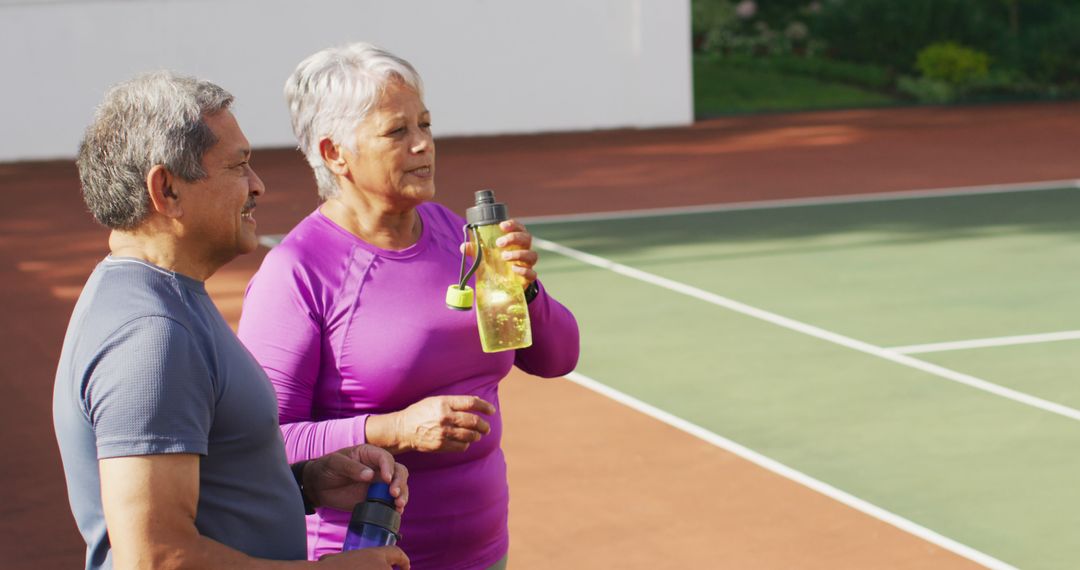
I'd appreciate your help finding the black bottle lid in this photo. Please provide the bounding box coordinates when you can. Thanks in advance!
[466,189,508,226]
[349,483,401,535]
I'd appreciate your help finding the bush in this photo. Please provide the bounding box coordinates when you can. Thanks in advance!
[714,54,892,90]
[915,42,990,85]
[692,0,737,52]
[897,76,955,104]
[1014,6,1080,85]
[814,0,1005,73]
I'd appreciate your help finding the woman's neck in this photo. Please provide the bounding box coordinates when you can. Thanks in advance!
[320,194,422,251]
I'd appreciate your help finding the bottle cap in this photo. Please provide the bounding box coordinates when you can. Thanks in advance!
[367,482,394,504]
[466,189,508,226]
[349,482,402,538]
[445,285,474,310]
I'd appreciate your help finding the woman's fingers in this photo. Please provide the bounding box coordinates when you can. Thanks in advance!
[445,395,496,415]
[446,411,491,434]
[405,396,496,453]
[501,248,538,265]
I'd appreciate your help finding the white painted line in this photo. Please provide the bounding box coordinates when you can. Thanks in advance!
[891,330,1080,354]
[261,179,1080,247]
[534,237,1080,424]
[564,370,1017,570]
[520,179,1080,225]
[258,235,284,248]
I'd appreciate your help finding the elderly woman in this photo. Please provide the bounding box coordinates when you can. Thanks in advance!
[237,43,579,570]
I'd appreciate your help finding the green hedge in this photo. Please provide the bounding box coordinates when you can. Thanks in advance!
[700,53,893,90]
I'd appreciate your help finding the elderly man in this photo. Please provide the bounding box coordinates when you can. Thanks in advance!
[53,71,410,570]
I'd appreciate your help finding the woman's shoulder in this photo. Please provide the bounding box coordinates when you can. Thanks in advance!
[419,201,466,239]
[256,210,359,282]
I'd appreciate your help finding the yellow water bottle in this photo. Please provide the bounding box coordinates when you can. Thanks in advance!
[445,190,533,352]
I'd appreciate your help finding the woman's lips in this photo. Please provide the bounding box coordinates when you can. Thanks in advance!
[407,166,433,178]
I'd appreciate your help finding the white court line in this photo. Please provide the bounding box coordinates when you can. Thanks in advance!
[258,235,284,248]
[564,370,1017,570]
[259,179,1080,248]
[891,330,1080,354]
[520,179,1080,225]
[534,237,1080,425]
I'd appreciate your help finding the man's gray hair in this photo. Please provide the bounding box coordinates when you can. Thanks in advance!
[76,71,234,230]
[284,42,424,200]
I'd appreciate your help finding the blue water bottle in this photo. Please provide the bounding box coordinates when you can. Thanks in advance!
[342,482,401,551]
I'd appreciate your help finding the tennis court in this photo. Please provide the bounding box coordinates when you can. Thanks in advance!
[520,184,1080,570]
[5,103,1080,569]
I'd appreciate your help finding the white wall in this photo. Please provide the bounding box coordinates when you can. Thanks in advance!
[0,0,691,161]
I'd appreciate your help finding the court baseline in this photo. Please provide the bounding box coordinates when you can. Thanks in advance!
[562,370,1015,570]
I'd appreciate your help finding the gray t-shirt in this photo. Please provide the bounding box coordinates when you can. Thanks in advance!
[53,257,307,569]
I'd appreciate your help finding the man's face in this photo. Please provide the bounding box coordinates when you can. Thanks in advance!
[174,109,265,266]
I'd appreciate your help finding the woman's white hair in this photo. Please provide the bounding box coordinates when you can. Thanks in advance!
[284,42,424,199]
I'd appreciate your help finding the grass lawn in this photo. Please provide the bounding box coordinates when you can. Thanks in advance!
[694,55,898,116]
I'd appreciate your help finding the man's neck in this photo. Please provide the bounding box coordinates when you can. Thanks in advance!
[108,229,221,282]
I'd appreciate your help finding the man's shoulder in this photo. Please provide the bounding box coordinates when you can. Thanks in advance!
[90,258,191,309]
[72,259,205,343]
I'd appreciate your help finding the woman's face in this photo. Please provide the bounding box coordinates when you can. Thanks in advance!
[342,79,435,205]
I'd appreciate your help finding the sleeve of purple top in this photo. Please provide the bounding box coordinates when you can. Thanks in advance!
[514,280,580,377]
[237,251,367,463]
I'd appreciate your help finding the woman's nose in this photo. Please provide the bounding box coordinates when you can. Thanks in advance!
[411,131,432,154]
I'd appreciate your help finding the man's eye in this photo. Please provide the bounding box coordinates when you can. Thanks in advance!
[420,122,432,130]
[388,127,405,136]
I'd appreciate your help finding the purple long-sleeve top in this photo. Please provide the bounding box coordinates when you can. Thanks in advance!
[237,202,579,569]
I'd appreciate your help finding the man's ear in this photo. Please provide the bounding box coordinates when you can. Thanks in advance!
[146,165,183,218]
[319,138,349,176]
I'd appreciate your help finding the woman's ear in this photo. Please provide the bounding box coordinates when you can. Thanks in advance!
[145,165,183,218]
[319,138,349,176]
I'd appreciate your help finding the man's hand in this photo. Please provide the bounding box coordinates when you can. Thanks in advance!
[318,545,410,569]
[303,444,409,512]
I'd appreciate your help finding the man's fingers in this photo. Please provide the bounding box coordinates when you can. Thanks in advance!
[379,545,411,569]
[352,444,398,483]
[390,464,409,511]
[325,453,375,484]
[446,395,496,415]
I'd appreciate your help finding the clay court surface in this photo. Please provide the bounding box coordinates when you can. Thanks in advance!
[3,102,1079,568]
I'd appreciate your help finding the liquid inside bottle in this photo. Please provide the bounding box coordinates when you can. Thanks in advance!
[342,520,397,550]
[473,223,532,352]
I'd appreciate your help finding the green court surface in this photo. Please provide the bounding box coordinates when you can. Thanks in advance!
[529,187,1080,570]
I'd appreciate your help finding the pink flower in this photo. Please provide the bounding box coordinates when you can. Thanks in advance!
[736,0,757,19]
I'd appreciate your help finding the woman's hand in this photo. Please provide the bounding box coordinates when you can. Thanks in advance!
[495,219,539,287]
[461,219,539,289]
[367,396,497,454]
